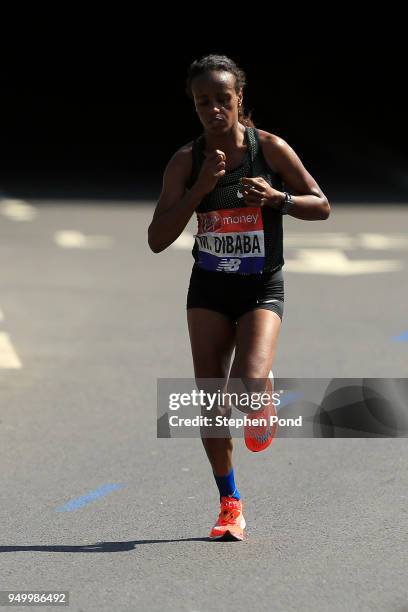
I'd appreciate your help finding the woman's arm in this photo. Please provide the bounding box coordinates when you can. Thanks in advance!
[148,145,205,253]
[148,144,227,253]
[258,130,331,220]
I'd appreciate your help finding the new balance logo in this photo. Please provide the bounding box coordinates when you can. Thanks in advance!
[216,258,242,272]
[223,500,240,509]
[255,427,273,444]
[256,299,278,304]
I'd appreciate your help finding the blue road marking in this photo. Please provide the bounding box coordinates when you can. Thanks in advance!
[392,330,408,342]
[277,392,305,412]
[55,483,126,512]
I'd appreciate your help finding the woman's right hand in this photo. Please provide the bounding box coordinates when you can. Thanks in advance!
[195,149,226,195]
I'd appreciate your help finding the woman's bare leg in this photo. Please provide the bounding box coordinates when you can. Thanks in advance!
[187,308,236,475]
[229,309,282,410]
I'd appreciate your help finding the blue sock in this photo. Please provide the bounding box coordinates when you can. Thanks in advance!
[214,468,241,500]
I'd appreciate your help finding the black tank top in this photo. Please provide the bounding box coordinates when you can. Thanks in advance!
[187,126,285,275]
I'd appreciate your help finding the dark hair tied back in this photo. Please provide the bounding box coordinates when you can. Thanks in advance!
[186,54,255,128]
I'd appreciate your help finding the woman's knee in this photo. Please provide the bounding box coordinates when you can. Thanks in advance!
[187,309,236,379]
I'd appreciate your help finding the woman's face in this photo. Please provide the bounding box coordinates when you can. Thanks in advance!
[192,70,243,133]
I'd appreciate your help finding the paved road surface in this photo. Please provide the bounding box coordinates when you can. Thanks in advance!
[0,198,407,611]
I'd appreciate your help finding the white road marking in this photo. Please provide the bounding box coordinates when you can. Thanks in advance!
[172,231,195,249]
[286,233,408,250]
[0,332,22,369]
[358,233,408,250]
[0,199,37,221]
[54,231,113,249]
[285,249,402,275]
[285,233,355,249]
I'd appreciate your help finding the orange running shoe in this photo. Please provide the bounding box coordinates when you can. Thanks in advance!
[209,497,246,541]
[244,372,278,452]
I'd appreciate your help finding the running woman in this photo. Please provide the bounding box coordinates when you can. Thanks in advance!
[148,55,330,540]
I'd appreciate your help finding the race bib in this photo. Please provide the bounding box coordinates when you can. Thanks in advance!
[194,207,265,274]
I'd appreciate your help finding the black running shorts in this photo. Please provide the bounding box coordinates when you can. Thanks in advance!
[186,264,284,324]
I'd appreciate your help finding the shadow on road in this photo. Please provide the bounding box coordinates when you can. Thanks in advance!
[0,538,214,553]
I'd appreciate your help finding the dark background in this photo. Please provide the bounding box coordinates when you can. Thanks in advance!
[1,41,407,202]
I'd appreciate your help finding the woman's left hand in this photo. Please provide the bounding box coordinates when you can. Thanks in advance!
[240,177,282,208]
